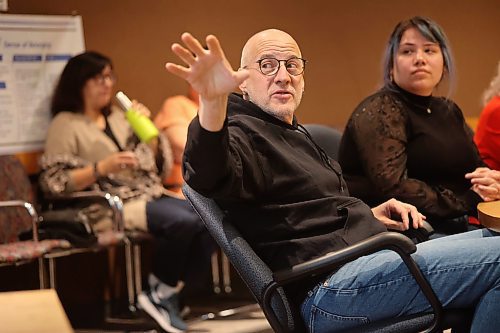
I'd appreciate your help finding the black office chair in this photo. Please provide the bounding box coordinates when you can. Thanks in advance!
[183,184,472,333]
[303,124,343,161]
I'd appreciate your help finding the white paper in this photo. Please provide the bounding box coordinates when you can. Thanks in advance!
[0,14,85,154]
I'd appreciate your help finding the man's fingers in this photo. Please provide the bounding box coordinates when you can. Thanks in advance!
[181,32,207,57]
[165,63,189,80]
[408,208,420,228]
[171,43,194,64]
[233,68,250,85]
[206,35,225,58]
[176,46,197,66]
[400,212,410,229]
[392,202,410,229]
[402,203,424,228]
[389,222,406,231]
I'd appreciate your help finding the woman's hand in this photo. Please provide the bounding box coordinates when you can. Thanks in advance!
[97,151,138,176]
[371,198,425,231]
[131,100,152,118]
[128,100,159,154]
[466,167,500,201]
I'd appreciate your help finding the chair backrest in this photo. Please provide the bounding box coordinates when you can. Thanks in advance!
[0,155,35,243]
[303,123,343,161]
[183,184,305,333]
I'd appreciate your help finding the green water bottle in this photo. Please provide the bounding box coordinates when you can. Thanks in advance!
[115,91,159,143]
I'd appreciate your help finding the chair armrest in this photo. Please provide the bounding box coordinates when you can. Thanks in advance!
[273,231,415,285]
[270,231,442,333]
[401,221,435,243]
[43,191,124,232]
[421,221,435,235]
[0,200,40,241]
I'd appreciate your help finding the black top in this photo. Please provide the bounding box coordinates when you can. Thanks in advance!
[339,84,484,224]
[183,93,386,303]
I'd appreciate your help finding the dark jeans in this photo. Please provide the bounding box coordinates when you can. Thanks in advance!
[146,196,215,290]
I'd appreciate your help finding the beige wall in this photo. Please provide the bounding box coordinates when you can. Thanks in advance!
[8,0,500,128]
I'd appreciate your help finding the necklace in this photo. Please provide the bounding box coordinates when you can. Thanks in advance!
[409,96,433,114]
[393,84,433,114]
[424,99,432,114]
[414,97,432,114]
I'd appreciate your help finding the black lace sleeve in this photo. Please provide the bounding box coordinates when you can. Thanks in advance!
[347,93,473,219]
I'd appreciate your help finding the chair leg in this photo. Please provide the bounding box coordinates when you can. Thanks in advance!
[133,243,142,296]
[104,241,153,326]
[47,258,56,289]
[37,257,48,289]
[211,251,221,294]
[222,253,232,293]
[124,239,136,312]
[105,247,118,303]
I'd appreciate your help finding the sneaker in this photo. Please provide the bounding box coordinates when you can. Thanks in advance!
[179,305,191,319]
[138,287,188,333]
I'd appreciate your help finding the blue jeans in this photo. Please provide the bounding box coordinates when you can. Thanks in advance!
[301,229,500,333]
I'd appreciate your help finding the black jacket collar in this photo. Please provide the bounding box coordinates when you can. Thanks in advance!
[227,93,299,129]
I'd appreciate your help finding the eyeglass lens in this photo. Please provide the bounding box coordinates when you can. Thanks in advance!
[258,58,305,76]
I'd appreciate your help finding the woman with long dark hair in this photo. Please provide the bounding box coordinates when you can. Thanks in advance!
[40,51,213,333]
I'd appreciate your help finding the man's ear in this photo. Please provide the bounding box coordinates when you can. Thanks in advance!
[239,82,248,99]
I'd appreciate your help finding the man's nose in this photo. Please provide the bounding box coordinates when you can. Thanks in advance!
[274,63,291,83]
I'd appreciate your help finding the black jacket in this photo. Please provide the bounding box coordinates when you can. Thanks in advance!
[183,93,386,301]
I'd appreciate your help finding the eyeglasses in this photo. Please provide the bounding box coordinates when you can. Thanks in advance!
[93,73,116,85]
[253,57,307,76]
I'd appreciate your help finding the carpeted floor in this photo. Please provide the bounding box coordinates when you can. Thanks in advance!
[74,304,272,333]
[74,297,272,333]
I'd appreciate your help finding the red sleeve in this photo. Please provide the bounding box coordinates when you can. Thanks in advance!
[475,97,500,170]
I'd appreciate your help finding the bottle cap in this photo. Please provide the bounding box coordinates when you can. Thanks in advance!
[116,91,132,110]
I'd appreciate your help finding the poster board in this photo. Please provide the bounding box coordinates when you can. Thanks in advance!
[0,14,85,154]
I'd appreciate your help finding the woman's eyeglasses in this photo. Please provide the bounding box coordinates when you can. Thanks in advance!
[93,73,116,85]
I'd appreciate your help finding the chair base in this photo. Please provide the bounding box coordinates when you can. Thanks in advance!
[103,301,157,327]
[186,302,261,326]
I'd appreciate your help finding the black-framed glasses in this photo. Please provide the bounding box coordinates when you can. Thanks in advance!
[93,73,116,85]
[254,57,307,76]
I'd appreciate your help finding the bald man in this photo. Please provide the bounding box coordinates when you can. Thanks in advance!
[167,30,500,332]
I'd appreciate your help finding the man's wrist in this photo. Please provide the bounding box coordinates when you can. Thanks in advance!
[199,94,228,131]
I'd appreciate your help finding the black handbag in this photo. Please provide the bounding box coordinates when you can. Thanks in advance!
[19,209,97,247]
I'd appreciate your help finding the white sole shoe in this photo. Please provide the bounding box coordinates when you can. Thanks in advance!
[137,293,186,333]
